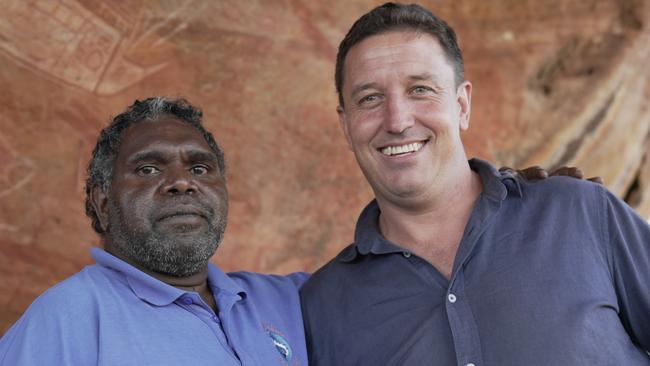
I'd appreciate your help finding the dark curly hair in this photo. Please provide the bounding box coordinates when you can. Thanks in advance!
[84,97,226,235]
[335,2,464,107]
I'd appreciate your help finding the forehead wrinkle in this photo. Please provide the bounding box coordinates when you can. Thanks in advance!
[359,41,420,59]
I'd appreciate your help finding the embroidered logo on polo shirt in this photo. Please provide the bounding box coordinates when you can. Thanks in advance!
[263,323,293,364]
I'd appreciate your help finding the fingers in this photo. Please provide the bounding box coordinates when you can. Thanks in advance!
[587,176,604,185]
[550,166,584,179]
[500,164,602,184]
[517,166,548,180]
[542,166,603,184]
[499,165,549,181]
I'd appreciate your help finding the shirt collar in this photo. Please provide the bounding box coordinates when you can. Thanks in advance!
[206,261,248,300]
[469,158,523,200]
[340,158,522,263]
[91,248,246,306]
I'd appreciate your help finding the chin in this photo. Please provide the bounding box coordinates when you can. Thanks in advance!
[387,175,432,194]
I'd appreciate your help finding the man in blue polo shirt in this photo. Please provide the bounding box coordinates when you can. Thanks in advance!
[0,97,307,365]
[300,3,650,365]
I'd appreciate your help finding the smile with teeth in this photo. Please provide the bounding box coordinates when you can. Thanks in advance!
[380,141,425,156]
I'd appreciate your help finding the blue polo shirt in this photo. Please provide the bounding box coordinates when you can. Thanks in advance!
[0,248,308,365]
[301,159,650,365]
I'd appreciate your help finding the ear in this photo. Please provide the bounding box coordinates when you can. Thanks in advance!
[90,185,110,232]
[337,105,354,151]
[457,80,472,131]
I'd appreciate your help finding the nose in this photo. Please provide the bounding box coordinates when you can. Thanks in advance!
[384,95,414,134]
[162,168,197,195]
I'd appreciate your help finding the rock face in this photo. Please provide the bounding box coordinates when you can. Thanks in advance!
[0,0,648,334]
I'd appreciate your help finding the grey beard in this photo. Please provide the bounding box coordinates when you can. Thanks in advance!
[107,202,227,277]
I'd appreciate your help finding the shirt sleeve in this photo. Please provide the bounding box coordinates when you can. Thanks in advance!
[0,289,98,365]
[285,272,311,289]
[601,186,650,351]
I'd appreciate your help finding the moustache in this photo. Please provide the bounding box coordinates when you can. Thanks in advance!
[151,198,218,223]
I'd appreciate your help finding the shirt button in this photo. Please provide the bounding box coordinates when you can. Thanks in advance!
[466,363,476,366]
[211,314,219,323]
[182,297,193,305]
[448,293,457,303]
[402,251,411,258]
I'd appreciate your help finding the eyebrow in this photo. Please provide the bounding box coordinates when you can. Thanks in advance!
[408,72,438,82]
[127,150,167,165]
[185,150,219,164]
[126,149,218,165]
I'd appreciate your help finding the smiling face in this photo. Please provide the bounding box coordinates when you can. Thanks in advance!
[94,116,228,277]
[338,30,472,208]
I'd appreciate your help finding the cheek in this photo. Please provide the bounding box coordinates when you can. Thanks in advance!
[415,106,454,134]
[208,187,227,204]
[116,198,142,223]
[207,191,229,224]
[348,111,383,145]
[204,183,228,205]
[116,189,155,222]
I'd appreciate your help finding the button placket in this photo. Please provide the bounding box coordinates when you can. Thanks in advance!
[446,273,483,366]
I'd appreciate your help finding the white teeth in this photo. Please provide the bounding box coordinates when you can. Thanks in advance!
[380,142,424,156]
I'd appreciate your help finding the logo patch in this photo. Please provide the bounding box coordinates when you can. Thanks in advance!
[264,324,293,363]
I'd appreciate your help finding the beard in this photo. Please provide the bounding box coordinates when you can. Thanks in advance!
[106,199,227,277]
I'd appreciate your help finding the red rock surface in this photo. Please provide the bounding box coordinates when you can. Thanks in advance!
[1,0,649,334]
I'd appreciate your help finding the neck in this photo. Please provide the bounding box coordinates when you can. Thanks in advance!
[376,162,482,278]
[148,268,210,291]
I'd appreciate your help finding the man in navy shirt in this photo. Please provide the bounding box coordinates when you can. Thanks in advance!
[0,97,307,365]
[300,3,650,365]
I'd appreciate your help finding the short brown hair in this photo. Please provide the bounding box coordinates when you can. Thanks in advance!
[335,2,464,107]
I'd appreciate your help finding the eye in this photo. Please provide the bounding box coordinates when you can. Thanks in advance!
[190,165,209,175]
[411,85,434,95]
[357,94,382,107]
[137,165,160,175]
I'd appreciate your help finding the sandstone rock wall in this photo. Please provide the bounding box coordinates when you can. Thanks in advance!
[0,0,648,334]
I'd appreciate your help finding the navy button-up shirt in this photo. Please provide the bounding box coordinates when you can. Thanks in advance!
[301,159,650,365]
